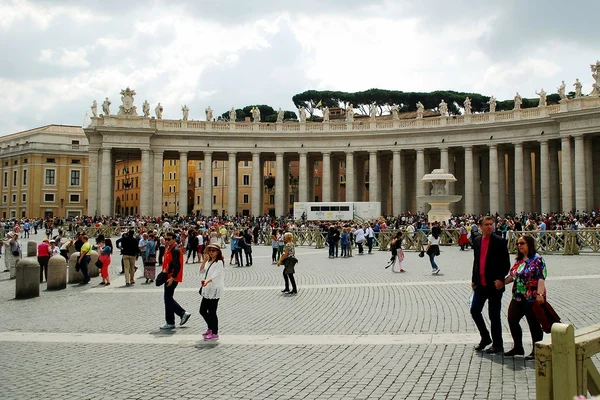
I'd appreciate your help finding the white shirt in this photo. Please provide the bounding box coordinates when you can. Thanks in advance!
[428,234,440,246]
[354,228,365,243]
[365,227,374,238]
[197,234,204,245]
[201,260,224,299]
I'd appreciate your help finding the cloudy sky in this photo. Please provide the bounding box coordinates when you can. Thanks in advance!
[0,0,598,135]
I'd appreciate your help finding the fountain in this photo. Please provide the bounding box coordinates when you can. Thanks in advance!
[417,169,462,223]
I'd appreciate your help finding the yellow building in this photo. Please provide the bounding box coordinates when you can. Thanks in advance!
[114,159,141,216]
[0,125,89,219]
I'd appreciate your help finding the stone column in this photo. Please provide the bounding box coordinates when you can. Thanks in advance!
[415,149,425,213]
[498,148,506,214]
[299,152,308,203]
[489,145,499,214]
[392,150,402,215]
[203,152,213,216]
[87,148,99,216]
[585,137,594,211]
[523,149,533,212]
[369,151,379,202]
[356,157,365,201]
[549,141,560,212]
[539,139,550,213]
[100,148,112,215]
[345,151,355,202]
[227,152,238,216]
[561,137,573,212]
[322,152,331,202]
[275,152,285,216]
[179,151,188,216]
[464,146,474,214]
[251,152,262,216]
[574,135,587,212]
[332,158,341,202]
[140,149,152,216]
[152,150,163,217]
[514,143,525,213]
[440,147,449,172]
[379,157,390,214]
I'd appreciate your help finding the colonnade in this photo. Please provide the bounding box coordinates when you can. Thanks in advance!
[88,133,600,218]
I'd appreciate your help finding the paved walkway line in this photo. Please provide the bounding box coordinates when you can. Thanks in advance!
[0,331,499,346]
[85,274,600,294]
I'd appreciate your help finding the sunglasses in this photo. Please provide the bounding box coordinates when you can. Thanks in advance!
[517,242,527,246]
[208,248,218,252]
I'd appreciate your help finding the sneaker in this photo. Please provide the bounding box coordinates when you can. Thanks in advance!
[204,333,219,341]
[180,312,191,326]
[202,329,212,337]
[160,323,175,330]
[432,268,441,275]
[400,269,406,273]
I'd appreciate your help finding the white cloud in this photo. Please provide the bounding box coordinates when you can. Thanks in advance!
[39,48,90,68]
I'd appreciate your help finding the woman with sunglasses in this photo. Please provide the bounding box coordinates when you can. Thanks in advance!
[199,243,225,340]
[503,235,547,359]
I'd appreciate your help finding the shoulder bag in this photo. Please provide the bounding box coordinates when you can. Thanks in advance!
[198,261,215,296]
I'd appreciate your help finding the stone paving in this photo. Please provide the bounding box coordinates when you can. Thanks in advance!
[0,231,599,399]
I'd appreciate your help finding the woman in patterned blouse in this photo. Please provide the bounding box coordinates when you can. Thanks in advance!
[503,235,547,359]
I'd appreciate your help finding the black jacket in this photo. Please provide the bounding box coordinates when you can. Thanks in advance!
[120,235,140,257]
[471,233,510,291]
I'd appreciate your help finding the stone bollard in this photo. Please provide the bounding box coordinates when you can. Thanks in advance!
[15,258,40,299]
[88,250,100,278]
[27,241,37,257]
[47,255,67,291]
[68,252,83,284]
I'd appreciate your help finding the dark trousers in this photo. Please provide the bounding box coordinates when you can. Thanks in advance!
[38,255,50,282]
[367,237,374,253]
[507,299,543,349]
[328,241,335,257]
[283,272,297,292]
[272,247,278,262]
[60,249,69,262]
[186,247,197,262]
[80,255,91,283]
[470,288,504,347]
[357,242,364,254]
[158,246,165,265]
[164,281,185,325]
[199,297,220,334]
[244,249,252,265]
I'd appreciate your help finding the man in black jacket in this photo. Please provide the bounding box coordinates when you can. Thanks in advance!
[120,230,140,287]
[471,216,510,354]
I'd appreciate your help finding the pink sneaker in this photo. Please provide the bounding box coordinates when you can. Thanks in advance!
[202,329,212,337]
[204,333,219,341]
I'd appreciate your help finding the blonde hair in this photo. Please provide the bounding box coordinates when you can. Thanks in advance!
[283,232,294,242]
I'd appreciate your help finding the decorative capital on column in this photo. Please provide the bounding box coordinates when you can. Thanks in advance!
[514,142,523,148]
[539,138,549,145]
[322,151,331,156]
[204,151,213,156]
[489,144,497,150]
[392,150,401,155]
[275,152,284,158]
[345,150,354,156]
[179,151,188,156]
[463,145,472,150]
[228,151,237,157]
[101,147,111,153]
[369,150,378,155]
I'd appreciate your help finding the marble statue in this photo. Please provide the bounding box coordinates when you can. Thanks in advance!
[513,92,522,110]
[322,106,330,122]
[91,100,98,118]
[142,100,150,117]
[155,103,163,119]
[229,107,237,122]
[557,81,567,100]
[369,104,377,120]
[416,102,424,119]
[252,107,261,123]
[574,79,583,98]
[277,107,284,123]
[536,89,547,107]
[117,87,137,116]
[439,100,448,116]
[298,106,307,123]
[391,104,399,120]
[463,97,472,114]
[102,97,111,116]
[488,96,497,113]
[590,61,600,96]
[182,105,189,121]
[345,104,354,122]
[205,106,213,122]
[431,180,447,196]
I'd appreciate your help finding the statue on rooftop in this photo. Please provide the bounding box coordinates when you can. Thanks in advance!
[229,107,237,122]
[513,92,522,110]
[155,103,163,119]
[464,97,472,114]
[557,81,567,100]
[573,79,582,98]
[277,108,284,123]
[102,97,111,116]
[345,104,354,122]
[391,104,399,120]
[536,89,547,107]
[182,105,189,121]
[416,102,424,119]
[205,106,213,122]
[488,96,497,113]
[91,100,98,118]
[323,106,330,122]
[142,100,150,117]
[439,100,448,116]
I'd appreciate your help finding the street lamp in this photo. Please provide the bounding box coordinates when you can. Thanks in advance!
[122,164,132,215]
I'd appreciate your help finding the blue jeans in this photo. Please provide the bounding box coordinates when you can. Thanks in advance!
[164,281,185,325]
[470,288,504,347]
[428,253,438,270]
[328,241,335,257]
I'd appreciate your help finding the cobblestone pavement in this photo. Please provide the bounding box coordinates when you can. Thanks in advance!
[0,231,598,399]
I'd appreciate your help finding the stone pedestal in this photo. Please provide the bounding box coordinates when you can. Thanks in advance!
[88,250,100,278]
[47,255,67,291]
[27,241,37,257]
[15,258,40,299]
[68,252,83,284]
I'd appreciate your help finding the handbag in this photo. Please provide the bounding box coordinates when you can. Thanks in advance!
[532,300,561,334]
[95,258,104,269]
[198,261,215,295]
[155,271,167,286]
[283,256,298,274]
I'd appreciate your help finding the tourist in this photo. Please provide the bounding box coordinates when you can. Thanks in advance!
[365,223,375,254]
[470,216,510,354]
[242,228,253,266]
[503,235,546,359]
[49,240,60,257]
[354,225,365,254]
[37,238,51,283]
[199,243,225,340]
[144,232,157,284]
[340,227,350,258]
[158,232,166,266]
[1,232,21,279]
[277,229,285,260]
[277,232,298,294]
[271,229,279,264]
[327,226,336,258]
[458,223,469,250]
[390,231,405,273]
[197,230,205,263]
[99,238,113,286]
[160,232,191,330]
[120,230,140,287]
[77,235,92,285]
[186,229,198,264]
